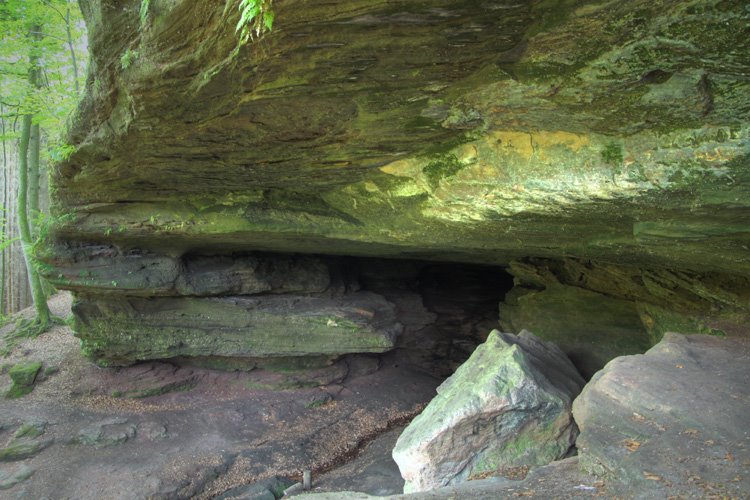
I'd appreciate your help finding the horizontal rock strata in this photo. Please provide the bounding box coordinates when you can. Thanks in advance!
[47,0,750,367]
[73,292,402,366]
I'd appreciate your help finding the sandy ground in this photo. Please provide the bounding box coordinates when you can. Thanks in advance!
[0,293,441,499]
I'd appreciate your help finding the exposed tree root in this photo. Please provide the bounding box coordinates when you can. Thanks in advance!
[1,315,63,356]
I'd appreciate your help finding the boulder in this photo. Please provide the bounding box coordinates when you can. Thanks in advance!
[573,332,750,498]
[392,330,585,493]
[6,361,43,398]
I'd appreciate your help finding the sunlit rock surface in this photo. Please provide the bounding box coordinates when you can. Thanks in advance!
[47,0,750,366]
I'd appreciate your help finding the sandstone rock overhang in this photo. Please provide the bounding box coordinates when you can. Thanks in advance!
[54,0,750,271]
[45,0,750,367]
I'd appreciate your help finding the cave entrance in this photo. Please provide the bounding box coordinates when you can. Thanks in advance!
[344,257,515,378]
[170,250,515,379]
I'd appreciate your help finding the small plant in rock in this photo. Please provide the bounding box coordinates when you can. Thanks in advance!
[120,49,139,69]
[236,0,275,44]
[601,141,624,165]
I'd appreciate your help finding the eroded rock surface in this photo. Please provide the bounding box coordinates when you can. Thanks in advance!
[392,330,584,493]
[73,292,402,366]
[573,332,750,498]
[44,0,750,368]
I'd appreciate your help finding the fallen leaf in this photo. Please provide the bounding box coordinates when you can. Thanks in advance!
[643,472,662,481]
[623,438,641,452]
[725,451,734,462]
[683,429,699,437]
[632,412,646,422]
[675,364,684,369]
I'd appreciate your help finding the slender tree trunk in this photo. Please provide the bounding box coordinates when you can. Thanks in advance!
[29,123,40,233]
[17,112,50,326]
[1,107,7,316]
[65,3,80,95]
[16,26,51,327]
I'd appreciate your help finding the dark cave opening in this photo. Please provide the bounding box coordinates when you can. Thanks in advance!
[321,256,516,378]
[168,250,517,378]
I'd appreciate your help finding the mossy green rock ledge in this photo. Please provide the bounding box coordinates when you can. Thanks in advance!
[74,292,402,366]
[392,330,585,493]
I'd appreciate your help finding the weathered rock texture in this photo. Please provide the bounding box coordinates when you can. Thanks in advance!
[392,330,584,493]
[46,0,750,366]
[573,332,750,498]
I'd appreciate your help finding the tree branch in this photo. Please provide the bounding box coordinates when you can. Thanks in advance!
[29,30,68,44]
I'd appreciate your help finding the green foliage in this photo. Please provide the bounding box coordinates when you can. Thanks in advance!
[422,153,465,188]
[236,0,274,44]
[0,0,86,133]
[49,142,75,162]
[139,0,150,29]
[120,49,139,69]
[600,141,624,165]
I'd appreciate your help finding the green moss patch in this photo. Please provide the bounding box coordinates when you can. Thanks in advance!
[0,440,50,462]
[8,362,42,387]
[6,362,42,399]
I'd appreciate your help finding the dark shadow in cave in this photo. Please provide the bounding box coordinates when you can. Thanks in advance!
[350,257,515,378]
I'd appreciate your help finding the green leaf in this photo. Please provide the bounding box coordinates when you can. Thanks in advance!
[139,0,150,28]
[263,10,274,31]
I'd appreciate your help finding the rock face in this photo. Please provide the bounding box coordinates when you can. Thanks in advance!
[500,258,750,378]
[573,332,750,498]
[45,0,750,367]
[392,330,584,493]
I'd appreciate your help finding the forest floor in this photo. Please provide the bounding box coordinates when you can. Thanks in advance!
[0,292,444,498]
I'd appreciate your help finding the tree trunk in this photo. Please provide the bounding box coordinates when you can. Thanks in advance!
[16,26,52,327]
[65,3,80,95]
[17,112,50,326]
[29,123,40,233]
[1,109,7,316]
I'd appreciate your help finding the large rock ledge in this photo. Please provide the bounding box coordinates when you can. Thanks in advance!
[46,0,750,367]
[74,293,401,366]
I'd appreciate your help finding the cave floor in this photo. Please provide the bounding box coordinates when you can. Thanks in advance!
[0,293,443,499]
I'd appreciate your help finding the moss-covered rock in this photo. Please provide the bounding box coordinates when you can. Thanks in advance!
[6,362,43,399]
[0,442,46,462]
[73,292,401,366]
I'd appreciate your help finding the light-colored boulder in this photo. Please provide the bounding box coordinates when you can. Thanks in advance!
[392,330,585,493]
[573,332,750,498]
